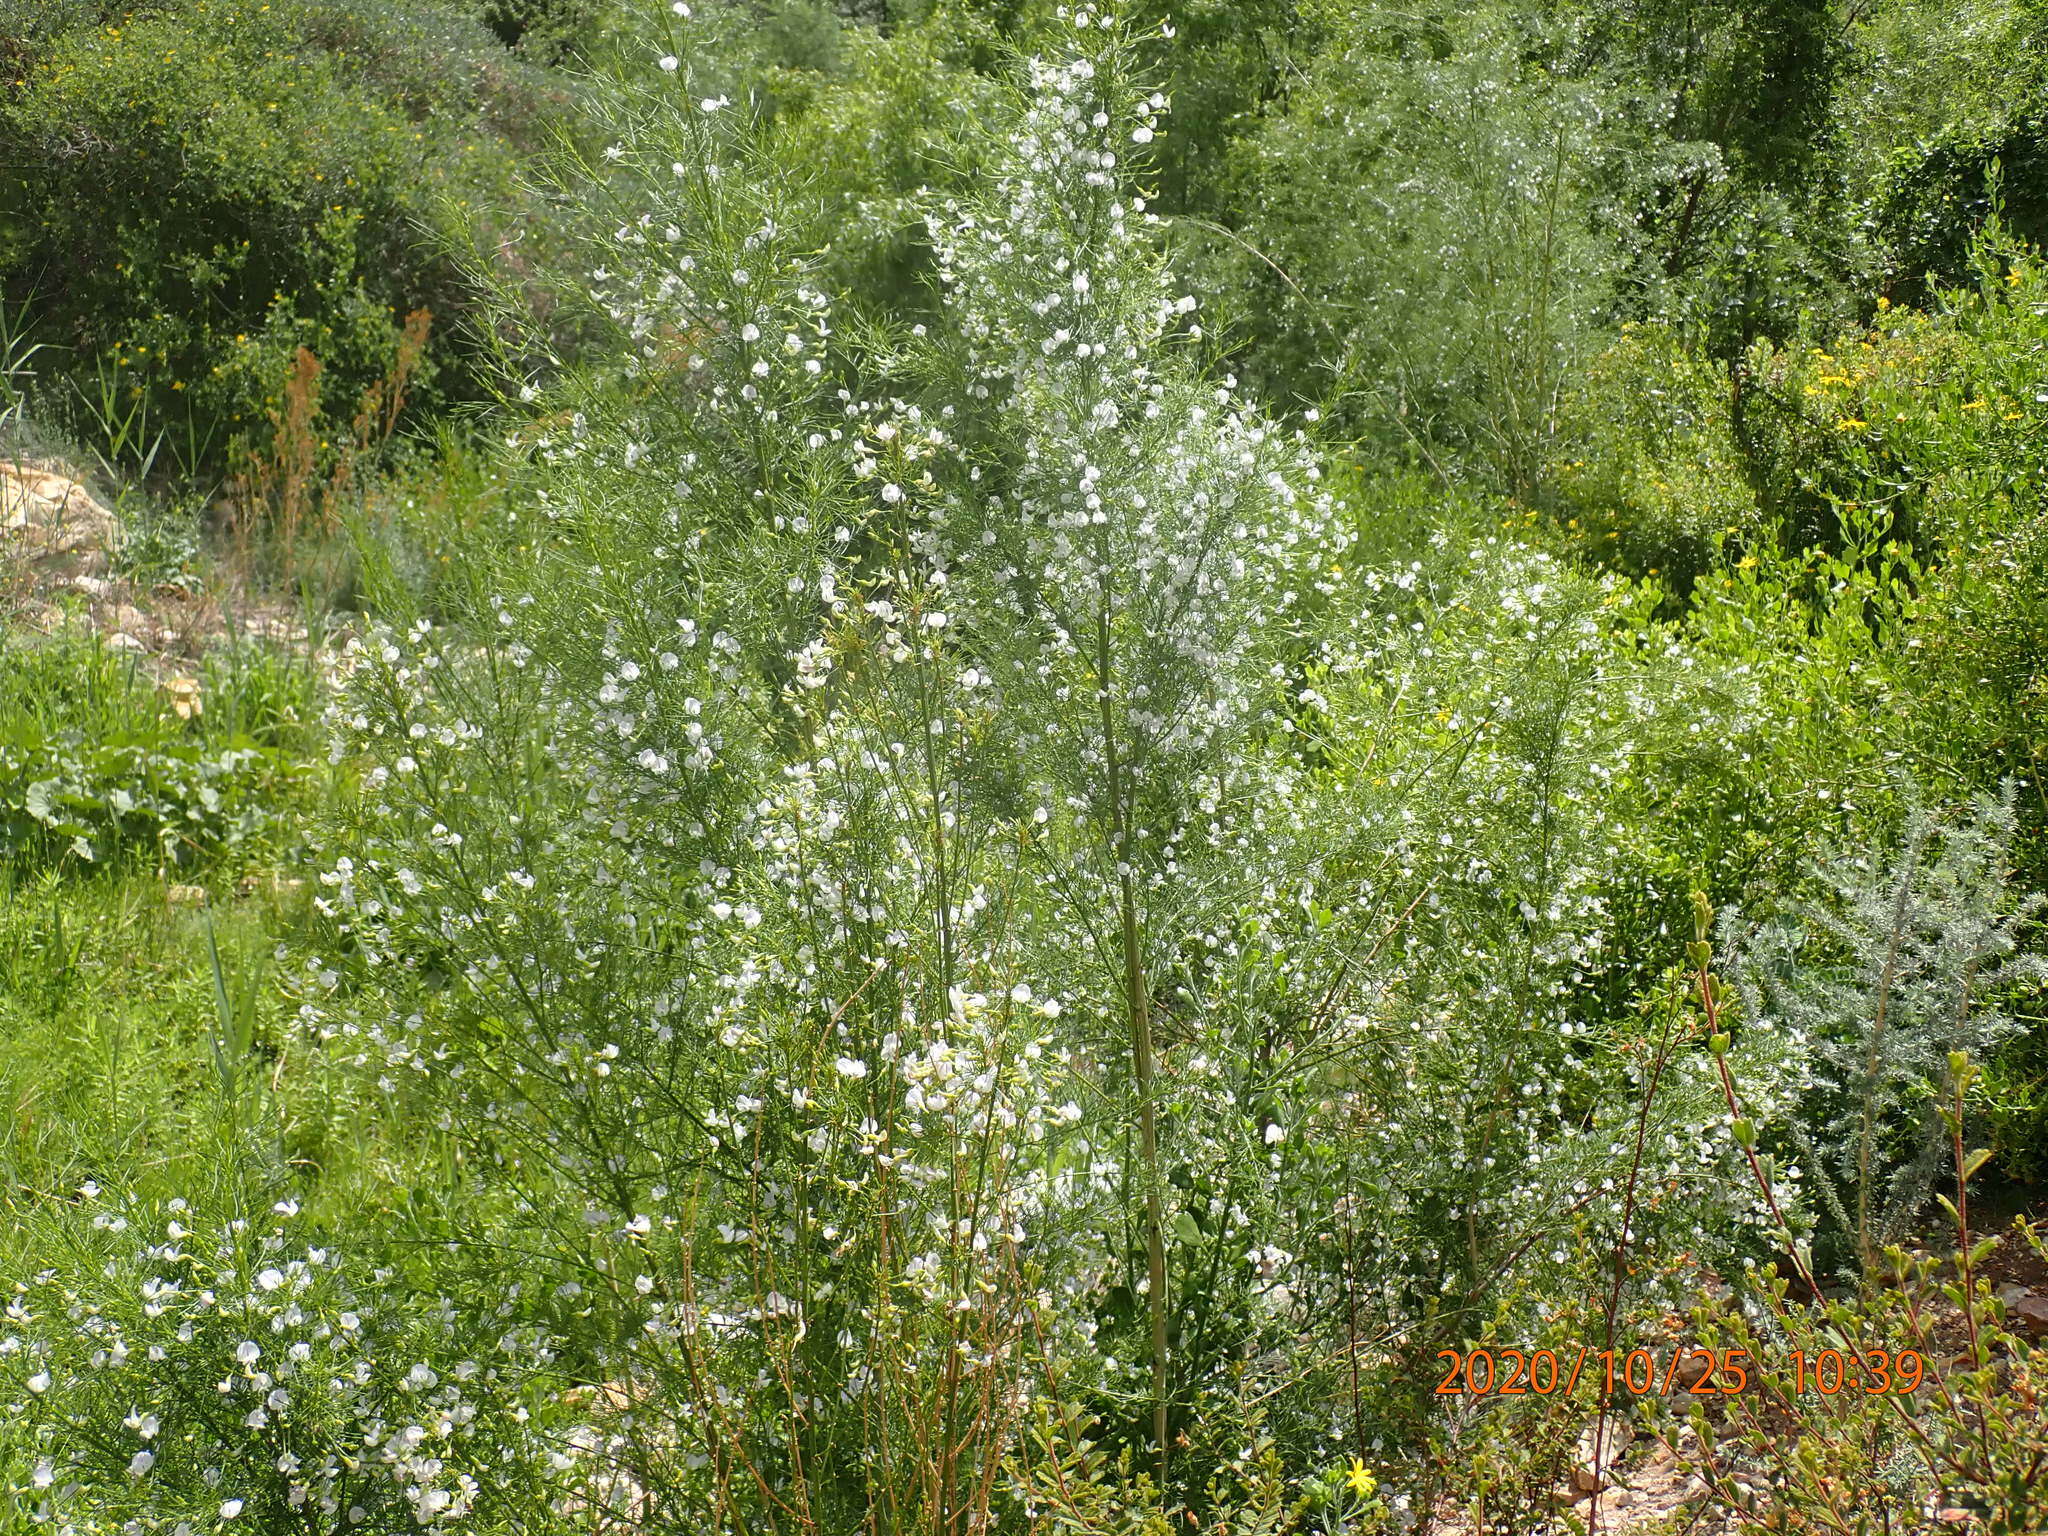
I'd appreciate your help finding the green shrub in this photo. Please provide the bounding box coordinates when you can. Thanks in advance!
[0,0,571,480]
[1551,322,1762,593]
[1202,0,1619,491]
[1848,0,2048,299]
[1662,1048,2048,1536]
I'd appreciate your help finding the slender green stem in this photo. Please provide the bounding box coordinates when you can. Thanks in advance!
[1094,602,1169,1491]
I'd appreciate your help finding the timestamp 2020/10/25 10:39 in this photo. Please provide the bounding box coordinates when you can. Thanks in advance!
[1432,1345,1929,1399]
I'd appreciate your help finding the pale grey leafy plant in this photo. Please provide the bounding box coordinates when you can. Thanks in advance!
[1726,781,2046,1274]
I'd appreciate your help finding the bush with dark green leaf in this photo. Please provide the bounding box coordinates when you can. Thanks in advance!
[0,0,572,479]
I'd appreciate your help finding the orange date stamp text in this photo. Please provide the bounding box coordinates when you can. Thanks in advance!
[1432,1346,1927,1399]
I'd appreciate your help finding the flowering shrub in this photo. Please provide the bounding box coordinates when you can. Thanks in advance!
[1,1185,563,1533]
[269,10,1807,1525]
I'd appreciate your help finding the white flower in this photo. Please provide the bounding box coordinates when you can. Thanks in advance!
[236,1341,261,1364]
[27,1370,49,1393]
[129,1450,155,1476]
[833,1057,869,1080]
[31,1459,53,1489]
[220,1499,244,1519]
[1263,1122,1287,1145]
[658,54,678,71]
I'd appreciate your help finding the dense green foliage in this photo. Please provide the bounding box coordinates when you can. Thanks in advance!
[0,0,576,480]
[5,1,2048,1532]
[0,628,319,870]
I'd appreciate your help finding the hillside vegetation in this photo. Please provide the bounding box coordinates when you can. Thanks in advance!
[4,2,2048,1532]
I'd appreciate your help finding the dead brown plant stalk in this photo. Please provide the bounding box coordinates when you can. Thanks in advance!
[232,308,431,568]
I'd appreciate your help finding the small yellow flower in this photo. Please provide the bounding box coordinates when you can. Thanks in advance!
[1346,1459,1377,1498]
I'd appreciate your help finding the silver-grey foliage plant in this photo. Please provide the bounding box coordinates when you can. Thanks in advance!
[1726,782,2046,1275]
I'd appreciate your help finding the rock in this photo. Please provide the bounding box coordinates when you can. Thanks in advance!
[1671,1351,1715,1394]
[1571,1423,1633,1493]
[108,631,146,652]
[1,459,120,565]
[2010,1293,2048,1339]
